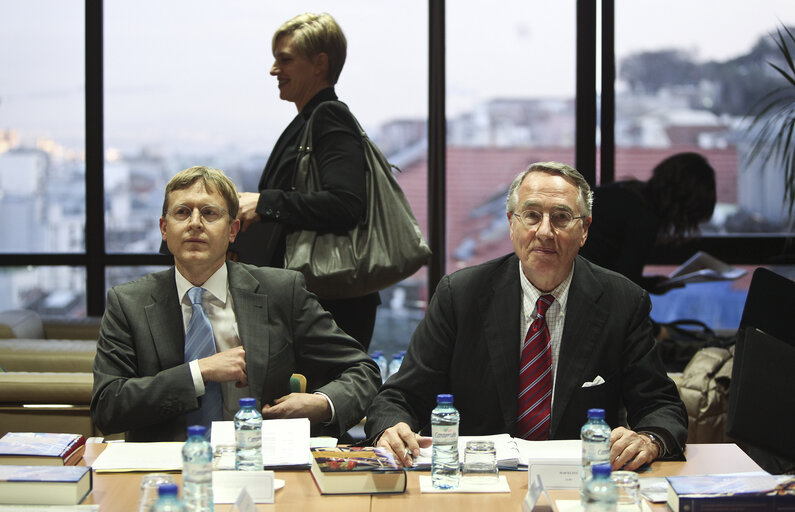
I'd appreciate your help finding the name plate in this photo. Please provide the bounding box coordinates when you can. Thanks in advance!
[527,463,581,489]
[213,470,275,504]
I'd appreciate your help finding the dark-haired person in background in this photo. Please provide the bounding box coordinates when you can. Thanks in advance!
[580,152,717,294]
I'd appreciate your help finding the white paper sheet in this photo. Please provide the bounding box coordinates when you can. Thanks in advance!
[90,442,184,472]
[211,418,312,469]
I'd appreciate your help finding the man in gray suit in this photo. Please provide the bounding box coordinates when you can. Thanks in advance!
[366,162,687,471]
[91,166,379,441]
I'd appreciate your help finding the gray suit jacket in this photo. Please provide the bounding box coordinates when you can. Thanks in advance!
[365,254,688,456]
[91,261,380,441]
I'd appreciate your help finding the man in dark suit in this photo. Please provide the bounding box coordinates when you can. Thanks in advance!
[91,166,379,441]
[365,162,687,471]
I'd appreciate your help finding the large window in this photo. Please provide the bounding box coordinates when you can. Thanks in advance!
[2,1,795,340]
[0,1,85,313]
[445,2,577,273]
[615,0,795,234]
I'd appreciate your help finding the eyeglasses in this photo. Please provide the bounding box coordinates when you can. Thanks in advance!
[512,209,586,231]
[166,204,229,224]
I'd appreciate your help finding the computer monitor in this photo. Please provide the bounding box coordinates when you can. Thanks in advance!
[727,268,795,471]
[738,267,795,346]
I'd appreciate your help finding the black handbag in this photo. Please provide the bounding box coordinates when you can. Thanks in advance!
[656,319,735,372]
[284,101,431,299]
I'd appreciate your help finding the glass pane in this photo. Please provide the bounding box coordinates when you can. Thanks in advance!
[0,266,86,317]
[446,2,577,273]
[0,1,85,253]
[615,0,795,235]
[104,2,428,360]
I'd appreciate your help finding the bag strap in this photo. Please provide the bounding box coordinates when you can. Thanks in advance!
[294,100,401,191]
[665,319,716,336]
[293,101,347,191]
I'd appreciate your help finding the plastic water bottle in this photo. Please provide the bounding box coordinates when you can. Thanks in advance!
[431,393,460,489]
[371,350,388,383]
[387,353,403,379]
[182,425,213,512]
[234,397,263,471]
[582,463,618,511]
[150,483,186,512]
[581,408,611,491]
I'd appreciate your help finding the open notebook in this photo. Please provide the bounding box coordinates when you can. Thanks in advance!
[412,435,580,471]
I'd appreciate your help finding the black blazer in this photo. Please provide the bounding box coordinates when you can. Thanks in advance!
[231,87,366,268]
[365,254,688,456]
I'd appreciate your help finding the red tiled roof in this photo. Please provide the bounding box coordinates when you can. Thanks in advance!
[394,146,738,272]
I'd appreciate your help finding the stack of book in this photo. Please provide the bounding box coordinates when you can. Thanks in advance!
[0,432,92,505]
[0,432,86,466]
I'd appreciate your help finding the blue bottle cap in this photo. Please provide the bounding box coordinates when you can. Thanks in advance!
[587,408,605,419]
[158,483,179,496]
[591,463,612,478]
[436,393,454,404]
[239,397,256,407]
[187,425,207,438]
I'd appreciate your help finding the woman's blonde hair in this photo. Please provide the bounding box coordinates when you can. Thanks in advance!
[273,12,347,85]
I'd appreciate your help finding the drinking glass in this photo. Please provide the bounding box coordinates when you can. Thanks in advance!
[461,440,499,484]
[138,473,175,512]
[610,470,642,511]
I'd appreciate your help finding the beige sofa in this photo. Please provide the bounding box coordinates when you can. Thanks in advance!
[0,309,101,438]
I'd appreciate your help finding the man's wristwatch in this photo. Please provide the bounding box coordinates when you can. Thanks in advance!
[640,432,665,458]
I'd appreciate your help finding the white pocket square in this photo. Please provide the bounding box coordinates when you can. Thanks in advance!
[581,375,605,388]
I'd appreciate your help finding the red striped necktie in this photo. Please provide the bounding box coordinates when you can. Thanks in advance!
[516,294,554,440]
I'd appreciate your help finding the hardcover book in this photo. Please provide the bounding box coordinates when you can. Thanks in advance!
[0,432,86,466]
[666,472,795,512]
[309,446,406,495]
[0,465,92,505]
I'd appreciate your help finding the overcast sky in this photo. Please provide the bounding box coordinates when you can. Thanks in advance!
[1,1,793,154]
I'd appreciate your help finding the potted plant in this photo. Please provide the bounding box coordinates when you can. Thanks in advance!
[747,24,795,215]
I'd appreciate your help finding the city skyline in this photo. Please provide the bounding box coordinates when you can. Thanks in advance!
[1,1,793,154]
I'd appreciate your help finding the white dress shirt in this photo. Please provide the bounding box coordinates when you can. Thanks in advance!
[518,260,575,407]
[175,264,336,422]
[176,264,248,420]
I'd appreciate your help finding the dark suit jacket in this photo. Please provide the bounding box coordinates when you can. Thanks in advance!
[365,254,688,456]
[579,181,661,289]
[91,261,380,442]
[231,87,367,269]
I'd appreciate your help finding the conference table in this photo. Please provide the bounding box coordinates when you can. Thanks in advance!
[80,443,762,511]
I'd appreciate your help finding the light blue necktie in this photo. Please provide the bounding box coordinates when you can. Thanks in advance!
[184,286,223,430]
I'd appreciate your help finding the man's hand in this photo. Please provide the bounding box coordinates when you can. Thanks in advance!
[198,346,247,387]
[260,393,332,423]
[236,192,262,232]
[376,422,432,468]
[609,426,660,470]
